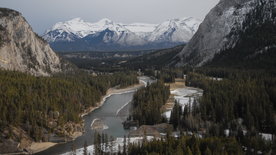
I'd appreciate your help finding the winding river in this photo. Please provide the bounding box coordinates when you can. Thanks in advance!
[36,76,154,155]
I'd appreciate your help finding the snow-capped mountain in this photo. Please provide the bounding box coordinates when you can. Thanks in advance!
[43,17,201,51]
[43,18,129,42]
[123,23,156,33]
[148,17,201,43]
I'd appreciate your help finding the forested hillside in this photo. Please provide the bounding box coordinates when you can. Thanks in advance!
[207,1,276,69]
[123,45,184,70]
[126,69,276,155]
[185,71,275,134]
[0,69,138,149]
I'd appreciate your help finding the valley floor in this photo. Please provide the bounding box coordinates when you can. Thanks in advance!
[31,78,146,154]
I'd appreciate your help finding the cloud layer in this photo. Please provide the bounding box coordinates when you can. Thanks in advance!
[1,0,219,34]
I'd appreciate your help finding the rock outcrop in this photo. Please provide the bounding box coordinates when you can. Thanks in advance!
[0,8,62,76]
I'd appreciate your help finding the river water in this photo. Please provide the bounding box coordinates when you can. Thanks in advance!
[36,76,153,155]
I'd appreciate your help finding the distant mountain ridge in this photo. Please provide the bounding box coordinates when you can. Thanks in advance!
[43,17,201,51]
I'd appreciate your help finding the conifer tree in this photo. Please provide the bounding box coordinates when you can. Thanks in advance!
[83,141,88,155]
[205,147,212,155]
[184,146,193,155]
[71,142,76,155]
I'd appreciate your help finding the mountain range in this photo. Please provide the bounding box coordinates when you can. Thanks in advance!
[43,17,201,51]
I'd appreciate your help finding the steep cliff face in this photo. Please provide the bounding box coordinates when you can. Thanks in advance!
[0,8,61,76]
[174,0,276,67]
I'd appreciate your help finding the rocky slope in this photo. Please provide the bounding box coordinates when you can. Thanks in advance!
[43,17,201,51]
[0,8,62,76]
[174,0,276,67]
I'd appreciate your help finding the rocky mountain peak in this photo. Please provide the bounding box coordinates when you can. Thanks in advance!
[174,0,274,67]
[0,8,62,76]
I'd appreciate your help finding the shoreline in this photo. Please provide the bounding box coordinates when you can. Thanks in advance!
[31,80,145,154]
[29,142,57,154]
[81,82,145,117]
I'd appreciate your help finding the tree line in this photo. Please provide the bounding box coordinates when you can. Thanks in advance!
[128,135,245,155]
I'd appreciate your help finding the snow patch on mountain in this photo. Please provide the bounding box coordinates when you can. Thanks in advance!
[148,17,201,43]
[44,18,131,42]
[50,18,94,37]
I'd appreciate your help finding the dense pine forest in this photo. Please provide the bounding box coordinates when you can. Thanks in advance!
[132,81,170,125]
[0,69,138,142]
[123,45,184,70]
[126,67,275,154]
[128,135,244,155]
[117,68,275,155]
[185,70,276,133]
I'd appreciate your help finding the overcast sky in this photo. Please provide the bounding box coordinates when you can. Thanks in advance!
[1,0,219,34]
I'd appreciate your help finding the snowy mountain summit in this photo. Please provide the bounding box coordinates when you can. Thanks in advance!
[43,17,201,51]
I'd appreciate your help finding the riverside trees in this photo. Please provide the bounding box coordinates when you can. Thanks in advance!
[128,68,275,154]
[132,81,170,125]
